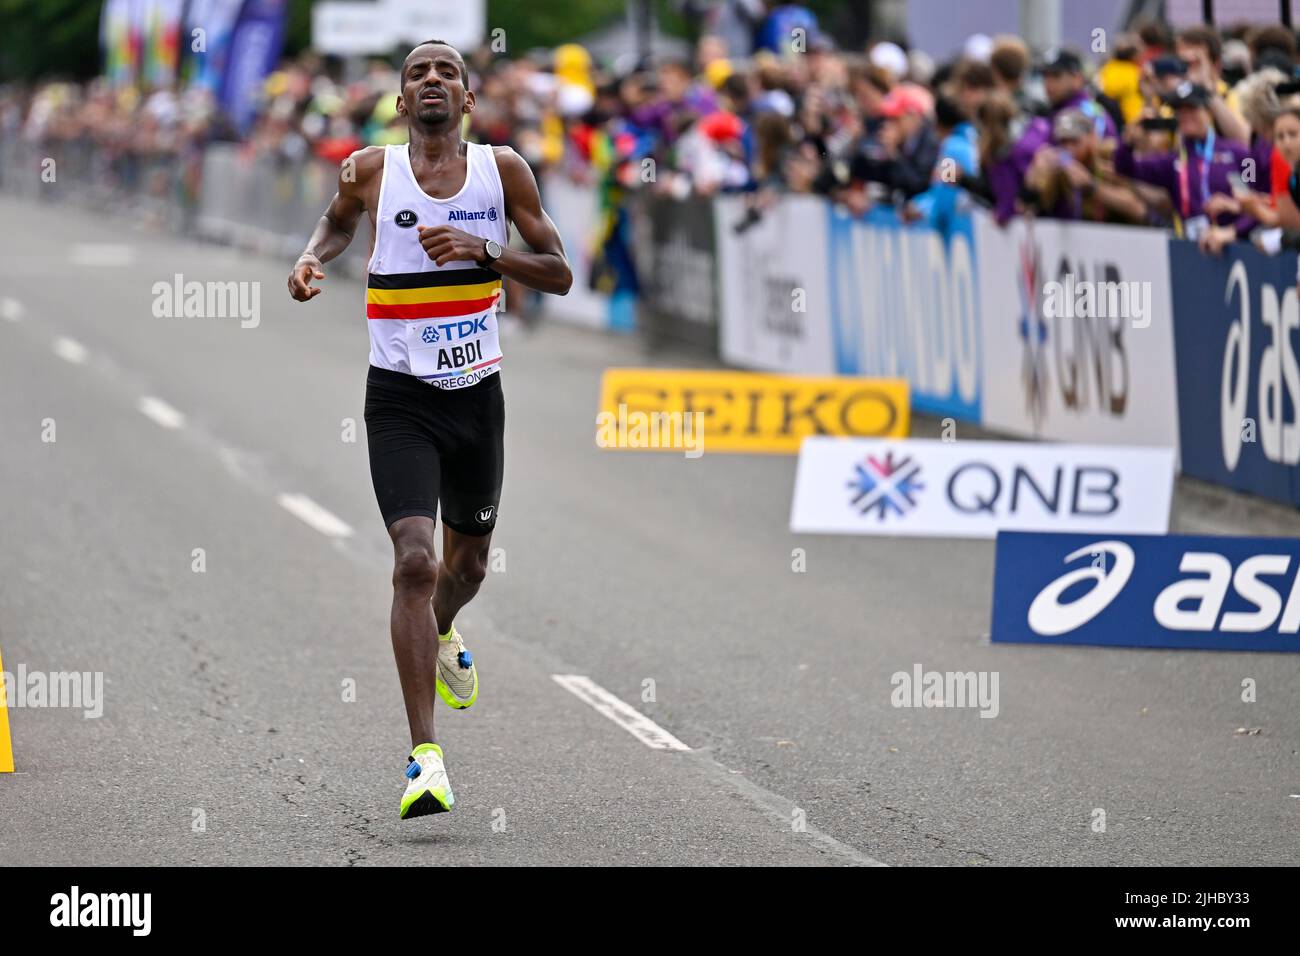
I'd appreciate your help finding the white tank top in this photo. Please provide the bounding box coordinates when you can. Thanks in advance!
[366,142,508,389]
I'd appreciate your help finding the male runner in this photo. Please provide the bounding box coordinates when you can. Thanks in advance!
[287,40,571,819]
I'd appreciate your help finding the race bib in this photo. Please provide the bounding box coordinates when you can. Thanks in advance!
[406,311,502,389]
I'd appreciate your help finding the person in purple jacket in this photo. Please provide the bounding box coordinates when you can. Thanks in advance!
[1041,47,1119,142]
[1114,81,1259,248]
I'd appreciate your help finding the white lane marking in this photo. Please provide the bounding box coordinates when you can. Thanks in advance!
[0,297,23,322]
[70,243,136,268]
[53,336,88,364]
[276,493,354,539]
[551,674,691,752]
[138,396,186,430]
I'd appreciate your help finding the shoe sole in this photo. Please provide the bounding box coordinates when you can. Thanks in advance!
[401,790,453,819]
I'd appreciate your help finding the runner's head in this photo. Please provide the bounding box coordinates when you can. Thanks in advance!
[398,40,471,130]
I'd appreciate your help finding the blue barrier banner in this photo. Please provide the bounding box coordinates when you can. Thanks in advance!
[827,204,981,423]
[992,530,1300,652]
[1170,239,1300,504]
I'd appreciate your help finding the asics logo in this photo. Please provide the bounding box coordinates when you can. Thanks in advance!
[1028,541,1135,635]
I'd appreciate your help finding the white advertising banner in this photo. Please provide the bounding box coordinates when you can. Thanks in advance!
[313,0,486,56]
[975,211,1180,450]
[790,437,1175,538]
[540,172,609,328]
[716,193,835,373]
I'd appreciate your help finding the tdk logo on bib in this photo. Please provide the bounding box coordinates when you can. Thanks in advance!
[991,531,1300,651]
[448,207,498,222]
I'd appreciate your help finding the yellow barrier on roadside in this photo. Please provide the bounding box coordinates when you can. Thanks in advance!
[0,646,13,772]
[597,368,910,454]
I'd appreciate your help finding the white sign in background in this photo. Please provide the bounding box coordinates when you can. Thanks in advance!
[716,194,835,373]
[313,0,486,56]
[790,437,1175,538]
[975,211,1181,450]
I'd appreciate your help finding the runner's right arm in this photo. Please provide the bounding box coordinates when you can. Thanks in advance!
[288,147,383,302]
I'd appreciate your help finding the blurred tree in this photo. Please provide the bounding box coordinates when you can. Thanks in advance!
[0,0,103,82]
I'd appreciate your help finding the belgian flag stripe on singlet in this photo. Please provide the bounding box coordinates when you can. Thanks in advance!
[368,266,500,290]
[366,267,502,319]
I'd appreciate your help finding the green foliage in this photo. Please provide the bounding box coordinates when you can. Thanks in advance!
[0,0,104,82]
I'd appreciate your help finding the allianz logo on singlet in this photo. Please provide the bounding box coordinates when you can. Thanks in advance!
[448,207,498,222]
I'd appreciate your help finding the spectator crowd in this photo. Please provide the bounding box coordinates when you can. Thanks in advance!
[8,3,1300,262]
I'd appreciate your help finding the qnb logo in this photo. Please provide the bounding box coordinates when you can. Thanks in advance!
[848,451,924,520]
[1028,541,1135,635]
[448,208,498,222]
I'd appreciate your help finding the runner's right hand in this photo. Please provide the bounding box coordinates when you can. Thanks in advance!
[288,255,325,301]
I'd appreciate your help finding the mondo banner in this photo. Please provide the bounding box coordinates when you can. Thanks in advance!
[827,205,982,423]
[1170,240,1300,505]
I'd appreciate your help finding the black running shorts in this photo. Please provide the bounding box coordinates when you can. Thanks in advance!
[364,365,504,534]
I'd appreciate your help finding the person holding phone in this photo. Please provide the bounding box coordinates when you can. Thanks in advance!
[1114,81,1258,248]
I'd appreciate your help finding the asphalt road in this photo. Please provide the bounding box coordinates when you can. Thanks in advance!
[1,194,1297,866]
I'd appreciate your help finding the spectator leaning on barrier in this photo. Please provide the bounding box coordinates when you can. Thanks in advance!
[1252,104,1300,257]
[848,83,939,205]
[1022,108,1145,223]
[1210,67,1291,228]
[1116,81,1259,252]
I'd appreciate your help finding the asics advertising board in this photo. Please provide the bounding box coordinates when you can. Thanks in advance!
[992,531,1300,652]
[1170,241,1300,504]
[790,438,1173,537]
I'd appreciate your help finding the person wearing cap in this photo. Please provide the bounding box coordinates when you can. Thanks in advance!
[1115,80,1259,242]
[1040,47,1119,142]
[848,83,939,202]
[1022,108,1145,223]
[1175,25,1250,141]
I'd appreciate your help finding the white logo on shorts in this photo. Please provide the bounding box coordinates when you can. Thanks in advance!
[476,506,495,523]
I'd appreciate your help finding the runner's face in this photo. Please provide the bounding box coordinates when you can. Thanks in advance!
[400,45,470,128]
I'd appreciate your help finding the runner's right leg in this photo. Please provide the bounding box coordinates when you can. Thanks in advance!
[388,515,440,749]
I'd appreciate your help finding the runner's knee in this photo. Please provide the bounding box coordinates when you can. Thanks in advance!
[392,539,437,590]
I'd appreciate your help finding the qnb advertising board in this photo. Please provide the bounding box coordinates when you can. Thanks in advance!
[1170,242,1300,505]
[790,437,1174,538]
[975,212,1180,449]
[992,531,1300,652]
[716,194,835,373]
[827,205,982,423]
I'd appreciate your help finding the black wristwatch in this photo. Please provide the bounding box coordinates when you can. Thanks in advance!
[481,239,503,265]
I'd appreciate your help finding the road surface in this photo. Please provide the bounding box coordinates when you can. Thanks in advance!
[1,194,1297,866]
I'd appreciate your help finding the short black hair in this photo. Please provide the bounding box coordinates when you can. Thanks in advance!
[404,39,468,86]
